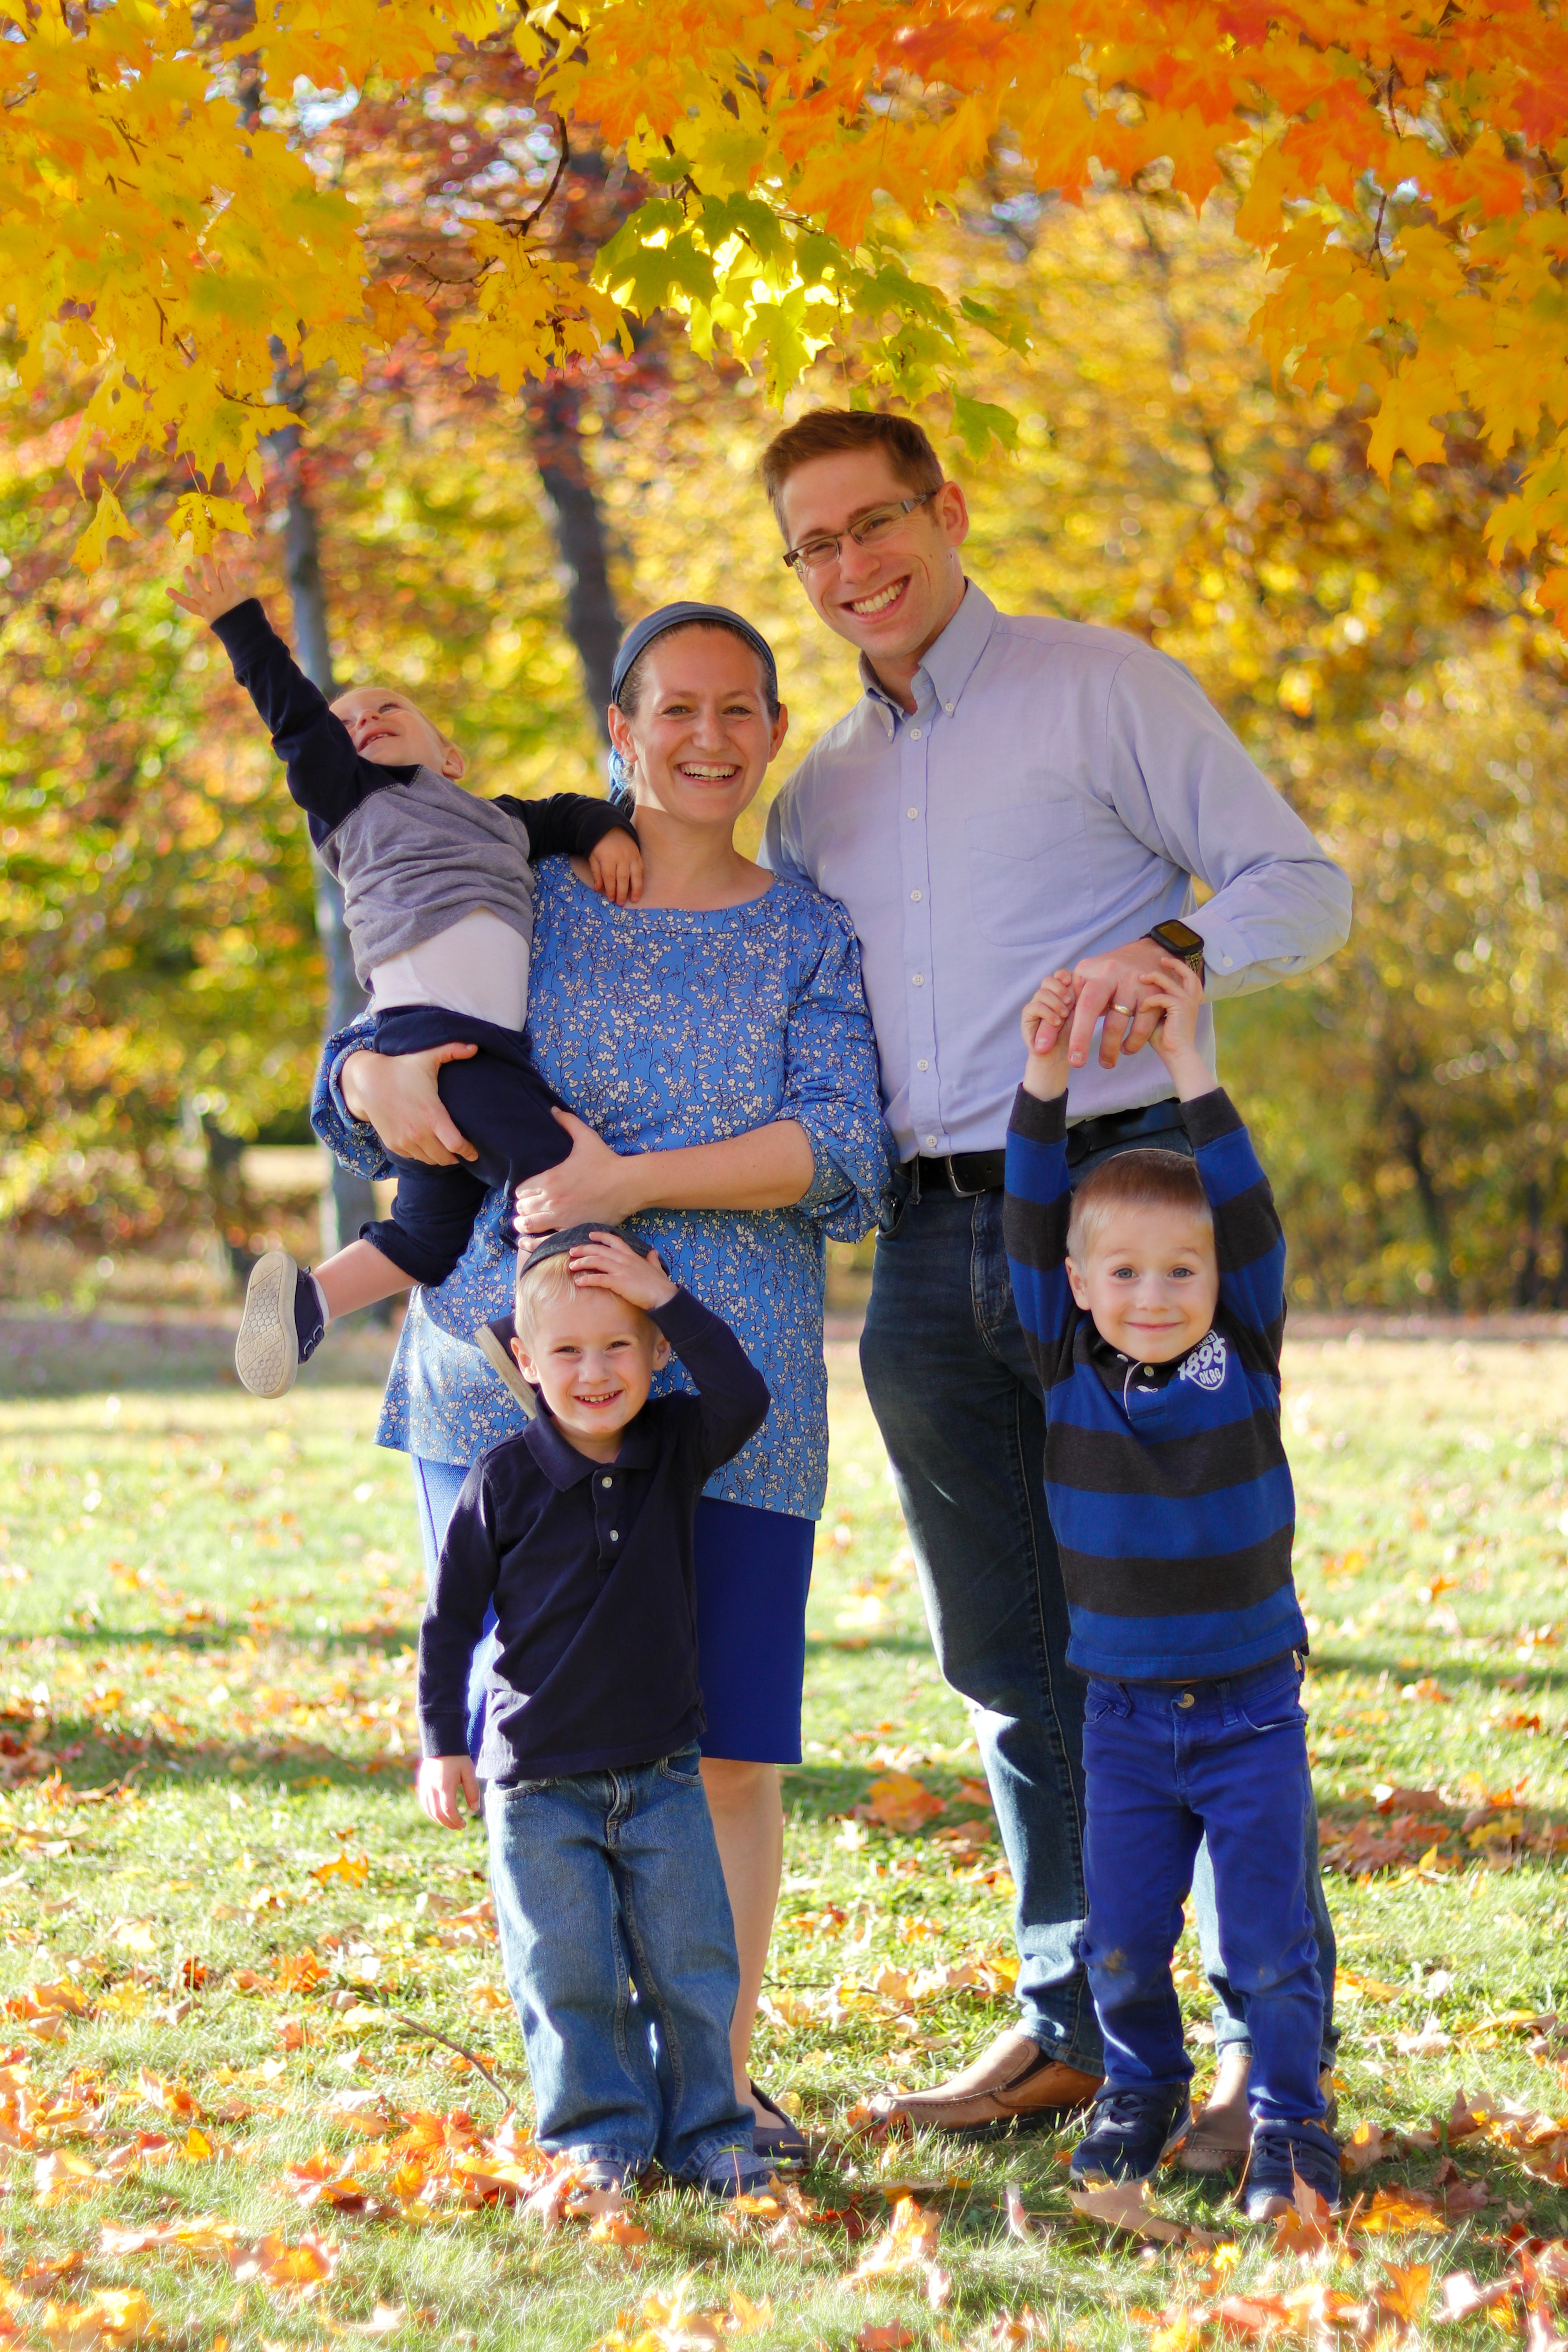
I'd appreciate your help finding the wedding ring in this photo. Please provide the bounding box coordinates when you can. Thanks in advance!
[1112,1001,1135,1014]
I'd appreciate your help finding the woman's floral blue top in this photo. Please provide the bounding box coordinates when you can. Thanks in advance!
[312,859,891,1518]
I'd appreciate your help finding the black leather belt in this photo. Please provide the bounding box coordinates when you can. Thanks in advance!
[914,1151,1007,1195]
[1066,1100,1184,1165]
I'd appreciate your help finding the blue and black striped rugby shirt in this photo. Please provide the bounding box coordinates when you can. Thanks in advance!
[1004,1084,1308,1684]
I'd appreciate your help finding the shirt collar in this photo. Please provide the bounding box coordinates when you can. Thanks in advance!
[858,580,998,734]
[1084,1322,1188,1395]
[523,1405,659,1489]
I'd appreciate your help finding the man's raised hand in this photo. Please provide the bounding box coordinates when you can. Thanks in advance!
[169,551,260,627]
[417,1754,480,1829]
[1067,939,1178,1071]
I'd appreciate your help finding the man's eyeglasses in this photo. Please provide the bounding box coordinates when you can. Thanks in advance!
[781,489,941,576]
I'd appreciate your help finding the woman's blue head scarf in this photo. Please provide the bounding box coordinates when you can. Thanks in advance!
[606,601,779,805]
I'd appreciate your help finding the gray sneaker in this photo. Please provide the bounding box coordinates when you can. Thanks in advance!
[236,1252,326,1398]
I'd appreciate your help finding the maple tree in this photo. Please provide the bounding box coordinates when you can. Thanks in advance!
[4,0,1567,619]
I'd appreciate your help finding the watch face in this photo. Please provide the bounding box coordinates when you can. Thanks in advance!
[1154,920,1204,954]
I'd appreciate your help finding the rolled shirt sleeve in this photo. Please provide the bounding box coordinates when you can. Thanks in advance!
[311,1011,395,1181]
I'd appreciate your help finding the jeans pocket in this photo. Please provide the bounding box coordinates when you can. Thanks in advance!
[656,1746,704,1786]
[1084,1680,1132,1725]
[1238,1670,1308,1736]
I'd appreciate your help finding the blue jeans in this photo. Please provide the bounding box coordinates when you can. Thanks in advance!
[1082,1658,1325,2125]
[860,1172,1337,2073]
[485,1745,757,2181]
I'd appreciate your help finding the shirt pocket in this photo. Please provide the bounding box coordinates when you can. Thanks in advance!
[966,786,1092,950]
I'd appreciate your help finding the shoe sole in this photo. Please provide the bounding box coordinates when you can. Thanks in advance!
[236,1252,301,1399]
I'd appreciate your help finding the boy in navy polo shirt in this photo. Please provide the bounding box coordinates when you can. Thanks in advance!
[416,1224,772,2198]
[1003,958,1337,2219]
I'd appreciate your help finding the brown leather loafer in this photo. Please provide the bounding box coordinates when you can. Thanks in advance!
[869,2026,1104,2135]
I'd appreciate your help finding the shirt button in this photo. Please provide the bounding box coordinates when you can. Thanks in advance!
[912,972,924,986]
[926,1134,938,1148]
[602,1476,613,1487]
[609,1529,619,1541]
[910,725,922,739]
[1176,1690,1196,1709]
[907,807,918,819]
[917,1058,929,1072]
[910,888,922,902]
[944,700,955,713]
[1143,1366,1155,1376]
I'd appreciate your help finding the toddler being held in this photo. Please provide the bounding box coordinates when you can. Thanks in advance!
[171,555,643,1399]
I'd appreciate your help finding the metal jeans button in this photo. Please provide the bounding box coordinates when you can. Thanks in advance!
[1175,1690,1196,1709]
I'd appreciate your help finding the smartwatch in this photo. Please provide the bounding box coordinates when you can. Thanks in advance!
[1143,918,1206,982]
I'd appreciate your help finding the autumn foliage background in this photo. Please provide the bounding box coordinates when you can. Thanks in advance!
[4,0,1568,1306]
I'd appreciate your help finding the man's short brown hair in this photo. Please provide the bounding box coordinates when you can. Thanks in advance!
[1067,1149,1213,1263]
[759,408,943,525]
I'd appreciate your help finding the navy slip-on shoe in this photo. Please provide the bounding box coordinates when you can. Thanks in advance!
[1242,2119,1341,2220]
[236,1252,326,1398]
[1069,2087,1193,2185]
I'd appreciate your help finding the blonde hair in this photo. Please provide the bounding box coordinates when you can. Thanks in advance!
[1067,1150,1213,1262]
[513,1253,656,1350]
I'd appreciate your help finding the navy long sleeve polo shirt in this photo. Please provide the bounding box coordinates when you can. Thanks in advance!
[417,1289,770,1782]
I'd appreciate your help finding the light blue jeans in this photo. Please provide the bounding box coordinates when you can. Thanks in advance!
[485,1745,758,2182]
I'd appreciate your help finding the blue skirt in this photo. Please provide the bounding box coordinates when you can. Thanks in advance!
[413,1461,814,1766]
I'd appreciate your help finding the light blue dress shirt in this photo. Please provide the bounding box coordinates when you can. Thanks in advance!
[762,582,1352,1159]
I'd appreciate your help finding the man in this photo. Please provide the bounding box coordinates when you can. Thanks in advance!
[760,408,1352,2140]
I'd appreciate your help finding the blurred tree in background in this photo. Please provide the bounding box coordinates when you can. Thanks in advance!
[5,45,1567,1302]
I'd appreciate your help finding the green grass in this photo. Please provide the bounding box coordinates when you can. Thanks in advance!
[3,1315,1568,2347]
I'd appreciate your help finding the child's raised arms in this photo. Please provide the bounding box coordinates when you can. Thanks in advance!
[1019,969,1077,1101]
[1133,954,1217,1104]
[169,551,261,629]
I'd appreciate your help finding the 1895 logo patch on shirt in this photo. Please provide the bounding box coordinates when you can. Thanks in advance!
[1178,1329,1229,1392]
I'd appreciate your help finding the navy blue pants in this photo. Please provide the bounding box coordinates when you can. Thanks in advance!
[361,1007,572,1287]
[1082,1654,1326,2126]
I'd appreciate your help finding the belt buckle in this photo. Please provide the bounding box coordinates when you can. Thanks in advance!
[943,1154,985,1199]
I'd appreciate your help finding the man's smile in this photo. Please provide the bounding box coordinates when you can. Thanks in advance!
[842,577,909,620]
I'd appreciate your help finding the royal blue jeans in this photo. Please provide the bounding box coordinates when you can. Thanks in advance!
[1082,1657,1326,2124]
[860,1175,1337,2075]
[485,1745,758,2182]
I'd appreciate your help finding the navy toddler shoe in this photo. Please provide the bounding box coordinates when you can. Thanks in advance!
[691,2146,777,2201]
[1069,2087,1192,2185]
[1242,2119,1341,2219]
[236,1251,327,1398]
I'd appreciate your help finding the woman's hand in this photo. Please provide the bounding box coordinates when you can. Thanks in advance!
[514,1110,642,1234]
[340,1044,479,1165]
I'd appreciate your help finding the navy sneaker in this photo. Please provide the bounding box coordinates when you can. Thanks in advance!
[690,2146,777,2201]
[1069,2087,1192,2185]
[236,1252,327,1398]
[1242,2119,1341,2220]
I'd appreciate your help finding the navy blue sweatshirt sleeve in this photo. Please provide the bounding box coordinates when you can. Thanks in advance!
[1002,1086,1077,1403]
[1182,1087,1287,1369]
[650,1288,770,1482]
[494,793,639,861]
[418,1460,501,1759]
[209,598,396,849]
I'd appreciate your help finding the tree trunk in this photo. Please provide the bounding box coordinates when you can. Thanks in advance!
[266,372,380,1263]
[525,374,623,740]
[1393,1095,1459,1310]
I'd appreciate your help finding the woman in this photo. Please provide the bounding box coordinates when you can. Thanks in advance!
[311,602,889,2157]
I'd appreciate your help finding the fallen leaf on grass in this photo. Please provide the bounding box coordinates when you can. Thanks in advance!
[1070,2179,1206,2246]
[310,1853,370,1888]
[1437,2270,1517,2322]
[1358,2187,1449,2235]
[1340,2119,1398,2176]
[856,1774,945,1835]
[856,2329,914,2350]
[36,2289,157,2349]
[322,2305,436,2338]
[849,2192,951,2303]
[1395,2013,1454,2058]
[586,2276,772,2348]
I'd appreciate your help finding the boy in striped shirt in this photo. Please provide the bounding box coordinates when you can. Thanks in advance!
[1003,956,1338,2219]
